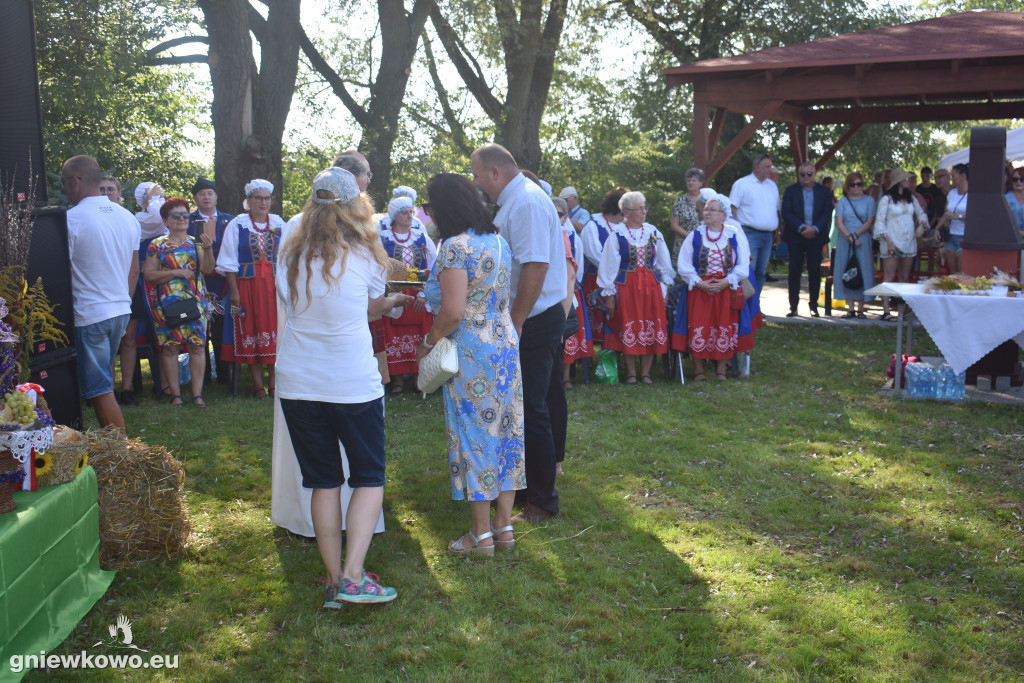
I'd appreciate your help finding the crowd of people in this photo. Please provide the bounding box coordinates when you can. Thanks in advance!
[64,144,1023,609]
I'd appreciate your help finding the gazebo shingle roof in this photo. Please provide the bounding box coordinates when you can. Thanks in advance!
[664,10,1024,80]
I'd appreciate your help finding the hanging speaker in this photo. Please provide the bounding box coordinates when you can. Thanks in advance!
[0,0,47,205]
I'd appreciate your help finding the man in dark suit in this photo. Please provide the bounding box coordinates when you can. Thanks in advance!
[781,162,834,317]
[187,177,235,382]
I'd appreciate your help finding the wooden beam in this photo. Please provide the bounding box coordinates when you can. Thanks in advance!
[804,100,1024,125]
[788,123,808,168]
[693,98,710,174]
[709,107,727,153]
[815,123,864,170]
[705,100,809,124]
[705,100,784,180]
[696,63,1024,103]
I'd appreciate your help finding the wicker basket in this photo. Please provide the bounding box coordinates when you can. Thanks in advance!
[0,449,19,514]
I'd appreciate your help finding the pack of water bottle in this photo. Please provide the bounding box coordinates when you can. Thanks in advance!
[904,361,965,400]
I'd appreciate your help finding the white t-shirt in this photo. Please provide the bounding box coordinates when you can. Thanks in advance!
[946,187,968,236]
[275,243,385,403]
[67,196,141,327]
[729,173,781,231]
[494,173,569,318]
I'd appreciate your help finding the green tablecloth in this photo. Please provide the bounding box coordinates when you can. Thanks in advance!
[0,467,115,681]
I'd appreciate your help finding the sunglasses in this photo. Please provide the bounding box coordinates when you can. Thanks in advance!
[421,202,431,211]
[557,211,566,217]
[849,181,863,187]
[1012,177,1024,183]
[168,211,190,219]
[799,172,815,178]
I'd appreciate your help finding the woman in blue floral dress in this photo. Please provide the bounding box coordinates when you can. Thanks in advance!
[418,173,525,556]
[143,197,215,407]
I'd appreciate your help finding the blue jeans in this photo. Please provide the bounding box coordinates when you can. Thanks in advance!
[75,314,129,399]
[743,227,775,299]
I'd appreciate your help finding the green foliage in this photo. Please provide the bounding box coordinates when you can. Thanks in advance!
[35,0,206,205]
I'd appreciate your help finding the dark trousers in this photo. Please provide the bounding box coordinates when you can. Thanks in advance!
[520,303,566,515]
[551,342,568,464]
[786,237,824,312]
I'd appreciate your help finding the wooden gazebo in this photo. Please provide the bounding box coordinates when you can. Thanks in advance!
[663,10,1024,180]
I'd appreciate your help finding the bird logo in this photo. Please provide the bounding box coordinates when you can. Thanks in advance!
[92,615,148,652]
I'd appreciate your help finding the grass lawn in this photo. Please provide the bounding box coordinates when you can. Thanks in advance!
[27,322,1024,681]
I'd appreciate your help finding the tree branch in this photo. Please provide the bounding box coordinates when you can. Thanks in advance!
[428,5,503,123]
[297,27,371,127]
[145,54,209,66]
[146,36,210,58]
[422,34,472,156]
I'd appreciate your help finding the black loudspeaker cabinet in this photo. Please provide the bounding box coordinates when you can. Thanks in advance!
[29,346,82,429]
[25,206,80,427]
[0,0,48,204]
[26,206,74,357]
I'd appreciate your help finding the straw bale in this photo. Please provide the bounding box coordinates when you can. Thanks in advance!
[85,427,191,569]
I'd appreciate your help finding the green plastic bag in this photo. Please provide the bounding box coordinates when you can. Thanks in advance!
[593,349,619,384]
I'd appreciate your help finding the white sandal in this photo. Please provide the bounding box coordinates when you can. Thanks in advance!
[448,529,494,555]
[491,524,515,551]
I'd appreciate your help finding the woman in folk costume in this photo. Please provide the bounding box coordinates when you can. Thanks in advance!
[216,179,284,398]
[580,187,626,338]
[671,194,752,381]
[376,185,428,233]
[380,195,437,393]
[553,197,592,389]
[596,190,675,384]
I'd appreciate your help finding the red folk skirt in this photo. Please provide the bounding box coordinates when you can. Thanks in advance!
[673,286,738,360]
[603,267,668,356]
[383,289,433,375]
[563,288,593,362]
[222,259,277,364]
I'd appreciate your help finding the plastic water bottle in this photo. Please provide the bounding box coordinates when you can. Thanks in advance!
[938,363,957,400]
[949,367,965,400]
[921,363,935,398]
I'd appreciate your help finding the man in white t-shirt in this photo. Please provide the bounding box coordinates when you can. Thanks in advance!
[471,143,568,524]
[63,155,141,432]
[729,154,781,300]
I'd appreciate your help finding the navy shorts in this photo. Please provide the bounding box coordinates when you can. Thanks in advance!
[279,397,386,489]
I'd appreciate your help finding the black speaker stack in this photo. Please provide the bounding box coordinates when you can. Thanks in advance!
[1,2,82,428]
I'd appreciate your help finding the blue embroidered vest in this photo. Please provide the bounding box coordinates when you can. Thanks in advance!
[235,217,281,279]
[382,232,429,270]
[613,232,660,285]
[691,230,738,277]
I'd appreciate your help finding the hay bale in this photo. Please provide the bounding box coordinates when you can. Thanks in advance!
[85,427,191,569]
[37,426,87,487]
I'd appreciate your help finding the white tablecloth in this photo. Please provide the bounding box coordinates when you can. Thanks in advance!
[885,283,1024,374]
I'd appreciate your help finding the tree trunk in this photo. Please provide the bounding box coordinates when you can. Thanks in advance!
[198,0,301,216]
[359,0,432,208]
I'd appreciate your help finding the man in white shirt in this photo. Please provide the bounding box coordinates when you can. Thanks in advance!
[559,186,590,233]
[729,154,781,300]
[63,155,141,432]
[471,143,568,523]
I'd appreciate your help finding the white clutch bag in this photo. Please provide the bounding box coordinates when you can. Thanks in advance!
[416,336,458,395]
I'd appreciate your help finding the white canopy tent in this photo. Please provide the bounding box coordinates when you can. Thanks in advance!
[939,126,1024,169]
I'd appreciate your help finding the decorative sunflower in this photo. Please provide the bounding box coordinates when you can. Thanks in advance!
[74,453,89,476]
[34,451,53,477]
